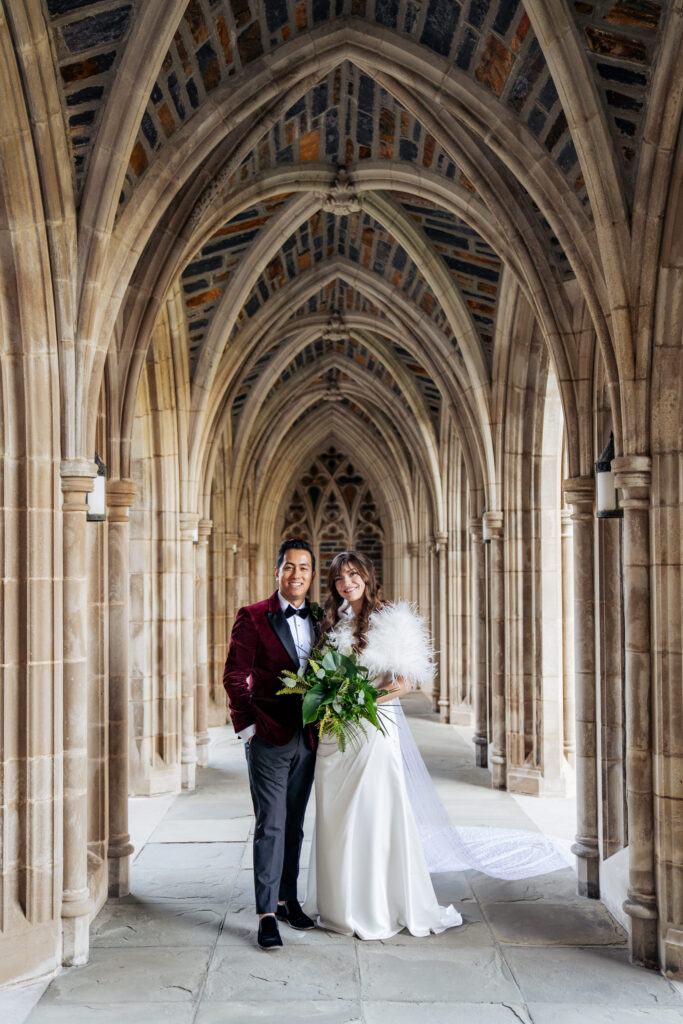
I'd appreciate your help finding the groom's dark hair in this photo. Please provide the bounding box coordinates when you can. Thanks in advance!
[277,538,315,572]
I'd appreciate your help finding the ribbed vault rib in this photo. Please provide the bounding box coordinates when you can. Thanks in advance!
[229,350,442,527]
[195,259,493,513]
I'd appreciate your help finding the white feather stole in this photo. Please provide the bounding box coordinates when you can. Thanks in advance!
[328,602,435,689]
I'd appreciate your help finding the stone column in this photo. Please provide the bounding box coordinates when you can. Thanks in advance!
[195,518,213,768]
[484,511,505,789]
[561,509,576,767]
[106,479,136,897]
[225,532,240,636]
[179,513,199,791]
[470,518,488,767]
[433,533,449,722]
[613,456,658,968]
[563,477,600,898]
[248,542,259,601]
[60,461,96,965]
[408,541,420,600]
[597,514,627,859]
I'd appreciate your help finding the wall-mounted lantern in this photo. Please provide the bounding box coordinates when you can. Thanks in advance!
[595,432,622,519]
[482,509,491,543]
[86,454,106,522]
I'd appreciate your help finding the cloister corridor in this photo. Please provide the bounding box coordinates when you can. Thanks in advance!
[3,696,682,1023]
[1,0,682,1011]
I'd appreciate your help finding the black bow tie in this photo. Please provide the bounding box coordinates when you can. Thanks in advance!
[285,605,310,619]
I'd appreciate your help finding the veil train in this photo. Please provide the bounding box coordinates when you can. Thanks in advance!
[394,700,574,879]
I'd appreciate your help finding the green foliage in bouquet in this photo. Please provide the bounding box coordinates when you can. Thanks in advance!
[277,646,389,752]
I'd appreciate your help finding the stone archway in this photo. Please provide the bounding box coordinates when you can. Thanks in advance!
[280,444,385,601]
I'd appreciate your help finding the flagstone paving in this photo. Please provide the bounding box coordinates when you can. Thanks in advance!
[4,694,683,1024]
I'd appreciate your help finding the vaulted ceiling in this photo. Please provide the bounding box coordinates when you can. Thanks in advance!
[38,0,671,509]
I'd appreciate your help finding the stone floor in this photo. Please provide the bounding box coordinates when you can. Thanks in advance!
[4,695,683,1024]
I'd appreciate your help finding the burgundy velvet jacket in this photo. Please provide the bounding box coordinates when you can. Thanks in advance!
[223,590,319,747]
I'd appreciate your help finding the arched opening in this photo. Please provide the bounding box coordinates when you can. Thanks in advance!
[279,445,386,597]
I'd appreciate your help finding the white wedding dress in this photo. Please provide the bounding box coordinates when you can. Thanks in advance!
[305,696,462,939]
[303,604,462,939]
[303,601,572,939]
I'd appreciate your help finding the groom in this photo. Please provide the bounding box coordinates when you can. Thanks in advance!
[223,539,319,949]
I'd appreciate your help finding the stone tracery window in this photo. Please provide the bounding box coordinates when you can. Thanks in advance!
[281,446,384,586]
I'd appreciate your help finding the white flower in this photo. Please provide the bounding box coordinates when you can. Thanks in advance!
[356,691,366,706]
[283,678,298,689]
[332,698,342,713]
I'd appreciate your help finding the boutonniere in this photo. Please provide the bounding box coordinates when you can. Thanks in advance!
[309,601,323,620]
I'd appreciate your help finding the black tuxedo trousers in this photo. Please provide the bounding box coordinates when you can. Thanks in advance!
[245,728,315,914]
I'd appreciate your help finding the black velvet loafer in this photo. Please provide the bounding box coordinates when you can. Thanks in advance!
[276,900,316,930]
[257,915,283,950]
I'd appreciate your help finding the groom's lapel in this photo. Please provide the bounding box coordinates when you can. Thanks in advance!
[266,593,299,669]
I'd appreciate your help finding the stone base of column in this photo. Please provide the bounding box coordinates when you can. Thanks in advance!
[664,927,683,978]
[473,734,488,768]
[507,765,569,798]
[61,893,93,966]
[491,750,506,790]
[438,699,449,723]
[624,890,659,970]
[196,734,210,767]
[432,693,440,715]
[62,914,90,966]
[572,839,600,898]
[108,839,134,898]
[131,764,181,796]
[449,704,473,726]
[181,759,196,791]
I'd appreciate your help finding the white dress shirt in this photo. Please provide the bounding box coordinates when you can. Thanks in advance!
[238,593,315,742]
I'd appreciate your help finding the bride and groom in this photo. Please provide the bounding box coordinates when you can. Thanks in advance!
[222,538,459,949]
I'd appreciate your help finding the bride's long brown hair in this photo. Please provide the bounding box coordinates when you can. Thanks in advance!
[322,550,383,650]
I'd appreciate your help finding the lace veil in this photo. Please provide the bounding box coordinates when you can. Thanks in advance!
[393,698,573,878]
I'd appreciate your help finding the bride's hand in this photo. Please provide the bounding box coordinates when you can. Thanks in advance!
[376,676,412,703]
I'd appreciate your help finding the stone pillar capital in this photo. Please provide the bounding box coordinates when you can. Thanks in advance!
[106,479,137,522]
[60,461,94,511]
[60,458,96,480]
[197,518,213,544]
[179,512,200,539]
[612,455,651,509]
[563,476,594,519]
[432,532,448,554]
[407,541,420,556]
[560,508,573,537]
[468,517,483,542]
[483,509,504,538]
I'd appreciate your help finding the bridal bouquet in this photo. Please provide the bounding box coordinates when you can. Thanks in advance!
[277,646,389,751]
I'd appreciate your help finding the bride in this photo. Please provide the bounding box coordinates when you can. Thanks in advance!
[303,549,462,939]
